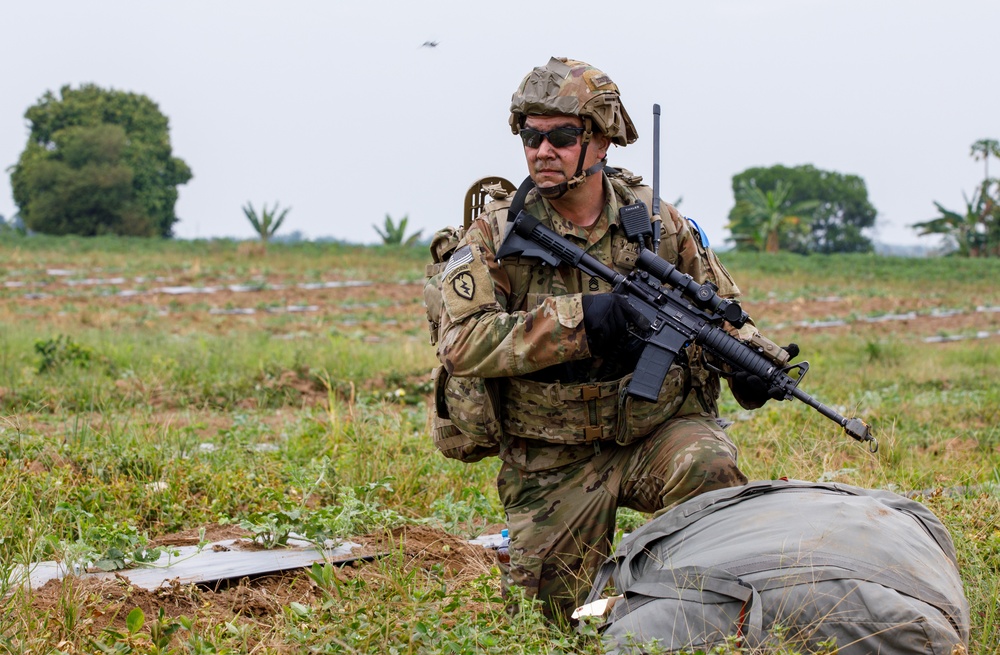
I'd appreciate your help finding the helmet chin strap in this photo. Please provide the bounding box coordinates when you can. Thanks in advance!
[536,160,606,199]
[536,117,606,199]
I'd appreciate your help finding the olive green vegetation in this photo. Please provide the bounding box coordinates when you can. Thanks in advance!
[242,201,291,245]
[1,237,998,653]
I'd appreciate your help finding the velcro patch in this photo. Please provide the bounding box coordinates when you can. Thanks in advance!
[442,243,500,322]
[554,294,583,329]
[586,71,614,90]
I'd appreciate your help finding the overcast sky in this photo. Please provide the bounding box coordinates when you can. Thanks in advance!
[2,0,997,247]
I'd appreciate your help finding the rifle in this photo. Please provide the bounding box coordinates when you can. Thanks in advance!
[495,207,878,452]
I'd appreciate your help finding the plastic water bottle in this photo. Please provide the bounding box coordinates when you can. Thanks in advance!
[496,528,510,564]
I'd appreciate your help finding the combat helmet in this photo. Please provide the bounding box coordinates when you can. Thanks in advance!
[509,57,637,199]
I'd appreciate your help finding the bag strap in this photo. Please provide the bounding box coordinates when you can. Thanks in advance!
[605,565,763,649]
[506,175,536,225]
[586,556,620,606]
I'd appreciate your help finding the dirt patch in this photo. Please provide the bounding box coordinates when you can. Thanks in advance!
[1,277,427,339]
[743,298,1000,340]
[358,524,495,580]
[31,571,315,626]
[20,524,497,640]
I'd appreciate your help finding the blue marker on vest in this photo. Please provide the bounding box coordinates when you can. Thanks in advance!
[685,217,710,248]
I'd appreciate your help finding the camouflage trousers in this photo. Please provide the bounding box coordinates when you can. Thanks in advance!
[496,411,747,623]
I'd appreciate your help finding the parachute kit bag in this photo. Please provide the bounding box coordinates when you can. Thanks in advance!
[581,479,969,655]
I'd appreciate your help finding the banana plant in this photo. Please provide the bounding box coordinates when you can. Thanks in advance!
[373,214,422,246]
[729,180,819,253]
[242,201,290,245]
[913,186,997,257]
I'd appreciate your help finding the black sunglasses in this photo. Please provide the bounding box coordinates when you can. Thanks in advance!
[519,126,585,149]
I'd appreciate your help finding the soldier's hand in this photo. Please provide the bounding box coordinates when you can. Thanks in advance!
[730,372,779,406]
[581,293,650,357]
[732,343,799,406]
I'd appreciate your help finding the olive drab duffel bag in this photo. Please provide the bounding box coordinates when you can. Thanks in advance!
[580,480,970,655]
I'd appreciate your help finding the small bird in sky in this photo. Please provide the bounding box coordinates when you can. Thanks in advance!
[421,41,439,48]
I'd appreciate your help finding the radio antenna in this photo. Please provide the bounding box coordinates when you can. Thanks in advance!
[651,104,662,253]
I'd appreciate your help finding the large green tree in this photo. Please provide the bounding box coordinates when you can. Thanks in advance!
[9,84,192,237]
[728,165,877,253]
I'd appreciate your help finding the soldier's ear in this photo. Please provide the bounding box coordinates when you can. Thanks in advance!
[593,132,611,156]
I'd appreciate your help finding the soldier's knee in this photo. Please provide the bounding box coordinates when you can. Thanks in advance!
[704,456,748,489]
[685,434,747,489]
[654,443,747,513]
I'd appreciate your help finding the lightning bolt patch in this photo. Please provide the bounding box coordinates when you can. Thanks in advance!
[440,242,498,321]
[452,272,475,300]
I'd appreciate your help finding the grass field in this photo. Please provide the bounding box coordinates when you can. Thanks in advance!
[1,233,998,654]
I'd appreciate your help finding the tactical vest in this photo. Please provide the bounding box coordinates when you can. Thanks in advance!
[490,173,718,447]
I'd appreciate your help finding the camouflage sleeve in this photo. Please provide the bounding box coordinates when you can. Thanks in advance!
[435,214,591,378]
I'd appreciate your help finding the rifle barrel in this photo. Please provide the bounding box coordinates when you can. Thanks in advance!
[789,387,877,450]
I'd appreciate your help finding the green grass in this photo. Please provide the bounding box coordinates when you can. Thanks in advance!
[0,238,998,654]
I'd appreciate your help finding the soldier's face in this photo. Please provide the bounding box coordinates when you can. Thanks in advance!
[522,115,608,191]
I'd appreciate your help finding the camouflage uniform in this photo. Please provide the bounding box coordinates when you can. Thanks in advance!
[436,58,752,622]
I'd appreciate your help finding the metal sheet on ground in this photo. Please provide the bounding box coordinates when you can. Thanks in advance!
[18,539,366,591]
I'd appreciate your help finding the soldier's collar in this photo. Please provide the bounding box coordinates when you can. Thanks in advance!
[527,181,614,244]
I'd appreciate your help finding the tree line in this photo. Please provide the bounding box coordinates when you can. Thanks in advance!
[4,83,998,257]
[726,140,1000,257]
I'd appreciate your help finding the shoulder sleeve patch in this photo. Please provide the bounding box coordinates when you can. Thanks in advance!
[441,243,500,322]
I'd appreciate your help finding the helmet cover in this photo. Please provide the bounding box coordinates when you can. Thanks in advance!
[509,57,638,146]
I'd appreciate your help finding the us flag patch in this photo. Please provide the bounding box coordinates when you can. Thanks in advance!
[444,245,473,275]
